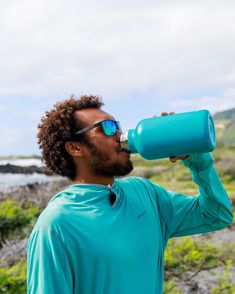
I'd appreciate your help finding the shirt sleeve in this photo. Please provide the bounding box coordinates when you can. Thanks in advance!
[27,225,73,294]
[147,152,233,239]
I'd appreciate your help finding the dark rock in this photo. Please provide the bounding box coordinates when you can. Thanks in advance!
[0,164,53,175]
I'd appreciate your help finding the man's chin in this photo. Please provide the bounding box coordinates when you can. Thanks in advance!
[98,160,133,178]
[114,161,134,177]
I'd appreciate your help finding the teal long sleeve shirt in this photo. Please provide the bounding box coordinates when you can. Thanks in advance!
[27,153,233,294]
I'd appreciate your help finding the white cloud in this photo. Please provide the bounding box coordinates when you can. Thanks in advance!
[0,123,38,155]
[0,0,235,102]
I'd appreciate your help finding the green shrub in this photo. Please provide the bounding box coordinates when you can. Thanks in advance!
[0,259,26,294]
[0,199,41,247]
[164,237,218,280]
[211,259,235,293]
[163,280,182,294]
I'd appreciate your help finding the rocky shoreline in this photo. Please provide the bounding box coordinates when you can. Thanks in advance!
[0,176,71,206]
[0,163,53,175]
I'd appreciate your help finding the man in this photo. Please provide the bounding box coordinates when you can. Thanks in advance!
[27,95,233,294]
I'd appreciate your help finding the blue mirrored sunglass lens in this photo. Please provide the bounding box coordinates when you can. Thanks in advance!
[101,120,117,136]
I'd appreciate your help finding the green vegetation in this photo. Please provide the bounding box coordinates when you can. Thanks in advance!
[213,107,235,120]
[0,199,41,248]
[163,238,235,293]
[163,280,183,294]
[214,107,235,146]
[0,260,27,294]
[220,122,235,146]
[211,259,235,293]
[0,199,41,292]
[164,237,218,279]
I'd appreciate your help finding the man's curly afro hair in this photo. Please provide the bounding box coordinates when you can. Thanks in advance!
[37,95,104,181]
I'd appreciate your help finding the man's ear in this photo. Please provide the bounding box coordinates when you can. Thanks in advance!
[65,141,83,157]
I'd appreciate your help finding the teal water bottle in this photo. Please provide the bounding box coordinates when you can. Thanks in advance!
[120,110,216,160]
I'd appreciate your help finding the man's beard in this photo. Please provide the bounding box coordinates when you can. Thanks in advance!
[85,140,133,177]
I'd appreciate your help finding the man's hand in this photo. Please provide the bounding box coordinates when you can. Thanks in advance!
[160,111,190,163]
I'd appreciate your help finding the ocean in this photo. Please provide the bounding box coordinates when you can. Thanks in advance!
[0,159,61,192]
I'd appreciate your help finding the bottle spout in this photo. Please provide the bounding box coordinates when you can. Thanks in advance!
[120,130,138,154]
[120,131,129,151]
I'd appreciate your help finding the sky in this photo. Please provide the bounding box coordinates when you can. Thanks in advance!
[0,0,235,156]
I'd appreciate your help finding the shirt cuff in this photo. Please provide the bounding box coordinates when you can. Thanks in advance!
[181,152,214,172]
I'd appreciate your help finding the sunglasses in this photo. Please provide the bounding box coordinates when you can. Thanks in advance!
[74,119,122,137]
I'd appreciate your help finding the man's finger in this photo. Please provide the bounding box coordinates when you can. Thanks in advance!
[169,155,190,162]
[169,157,178,163]
[160,112,175,116]
[160,112,168,116]
[181,155,190,160]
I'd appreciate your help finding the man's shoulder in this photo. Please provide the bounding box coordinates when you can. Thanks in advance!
[34,192,69,228]
[118,176,147,185]
[117,176,157,191]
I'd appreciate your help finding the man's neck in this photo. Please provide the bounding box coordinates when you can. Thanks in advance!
[74,175,114,186]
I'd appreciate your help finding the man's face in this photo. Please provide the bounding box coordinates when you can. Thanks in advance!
[74,108,133,177]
